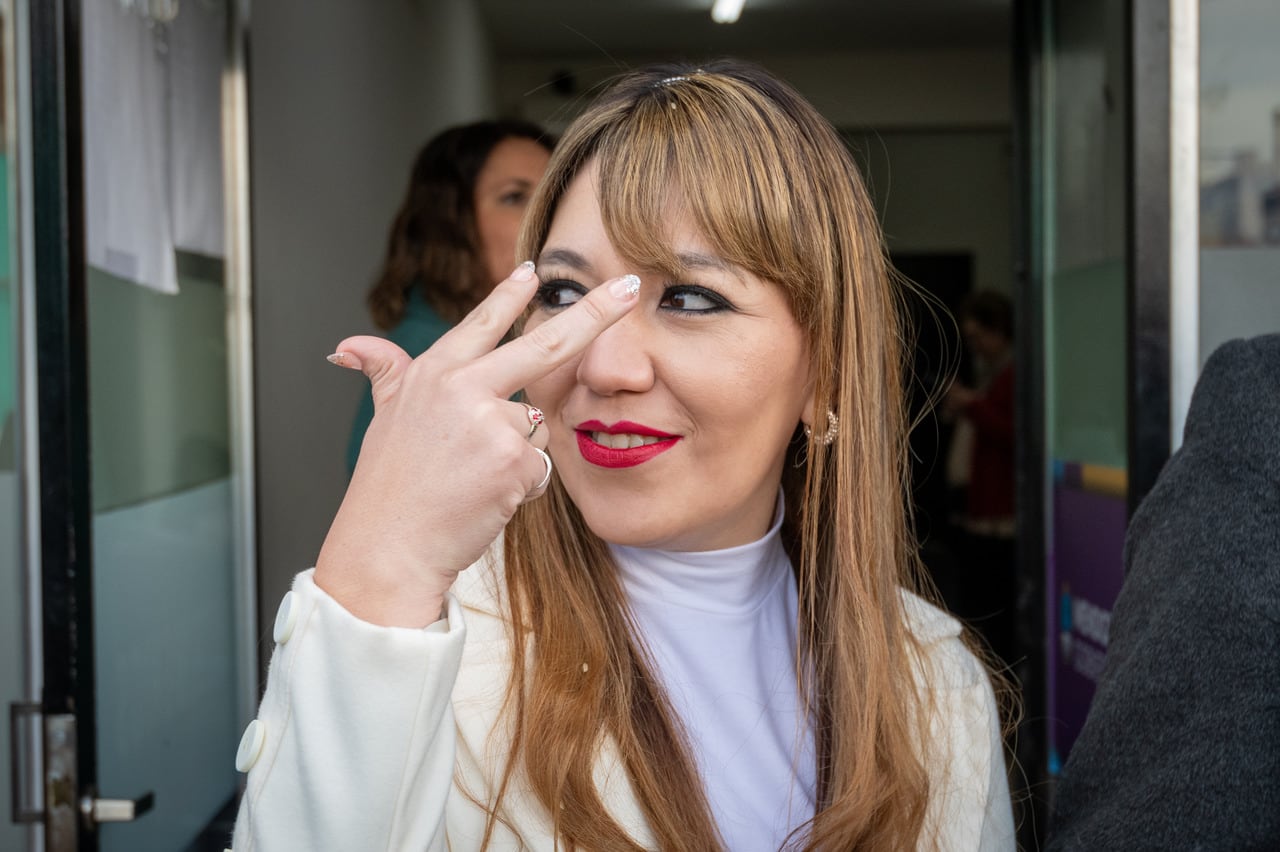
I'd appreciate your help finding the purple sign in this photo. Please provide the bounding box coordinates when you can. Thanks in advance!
[1048,464,1127,771]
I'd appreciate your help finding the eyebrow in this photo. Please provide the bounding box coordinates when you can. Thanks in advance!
[536,248,591,271]
[536,248,733,274]
[676,251,731,272]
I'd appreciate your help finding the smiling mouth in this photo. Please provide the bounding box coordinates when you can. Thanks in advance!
[574,422,680,469]
[588,432,670,449]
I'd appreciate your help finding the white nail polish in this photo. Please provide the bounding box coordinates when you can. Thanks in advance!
[610,274,641,299]
[511,260,536,281]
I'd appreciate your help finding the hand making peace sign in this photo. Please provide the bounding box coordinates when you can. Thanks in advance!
[314,261,641,628]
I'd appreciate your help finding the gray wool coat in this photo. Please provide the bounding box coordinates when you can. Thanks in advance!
[1047,334,1280,850]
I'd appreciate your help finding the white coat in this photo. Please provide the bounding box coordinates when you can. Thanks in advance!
[230,550,1014,851]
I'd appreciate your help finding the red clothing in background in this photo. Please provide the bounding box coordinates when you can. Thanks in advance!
[963,362,1015,523]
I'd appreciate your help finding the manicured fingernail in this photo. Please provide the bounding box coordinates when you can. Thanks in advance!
[609,274,641,300]
[326,351,362,370]
[511,260,536,281]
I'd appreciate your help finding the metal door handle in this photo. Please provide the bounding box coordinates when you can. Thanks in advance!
[80,789,155,825]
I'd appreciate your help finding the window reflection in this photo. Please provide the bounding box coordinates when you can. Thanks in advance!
[1199,0,1280,247]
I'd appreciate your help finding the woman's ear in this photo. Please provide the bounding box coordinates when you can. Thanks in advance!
[799,380,818,432]
[800,383,839,446]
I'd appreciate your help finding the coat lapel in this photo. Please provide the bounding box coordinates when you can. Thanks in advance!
[450,548,657,849]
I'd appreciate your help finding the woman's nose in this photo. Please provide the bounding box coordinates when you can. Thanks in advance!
[574,311,655,395]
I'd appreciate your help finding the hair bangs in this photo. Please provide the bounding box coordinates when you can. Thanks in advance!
[586,76,826,325]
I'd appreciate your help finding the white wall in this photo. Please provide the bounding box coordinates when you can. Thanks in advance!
[250,0,496,644]
[497,48,1010,133]
[852,130,1014,296]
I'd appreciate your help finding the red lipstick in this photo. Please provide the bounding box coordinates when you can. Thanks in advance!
[575,420,680,469]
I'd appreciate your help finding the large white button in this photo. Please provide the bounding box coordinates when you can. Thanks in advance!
[273,591,297,644]
[235,719,266,772]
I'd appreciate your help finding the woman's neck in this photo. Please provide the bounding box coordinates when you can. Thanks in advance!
[608,493,787,615]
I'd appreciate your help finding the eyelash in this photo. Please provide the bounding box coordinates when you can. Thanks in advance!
[533,279,734,315]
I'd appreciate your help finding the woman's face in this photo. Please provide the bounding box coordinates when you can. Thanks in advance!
[473,137,552,284]
[524,163,814,552]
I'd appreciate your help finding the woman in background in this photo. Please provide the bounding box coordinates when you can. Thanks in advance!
[944,290,1017,668]
[347,120,553,471]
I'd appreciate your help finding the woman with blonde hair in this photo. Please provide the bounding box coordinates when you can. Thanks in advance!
[233,60,1012,851]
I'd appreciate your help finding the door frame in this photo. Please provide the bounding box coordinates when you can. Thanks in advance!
[27,0,96,848]
[12,1,258,848]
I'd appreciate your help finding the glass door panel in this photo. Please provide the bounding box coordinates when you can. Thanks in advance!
[88,266,241,852]
[81,2,245,849]
[1040,0,1130,772]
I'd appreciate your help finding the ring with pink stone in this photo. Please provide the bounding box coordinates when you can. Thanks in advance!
[522,404,545,441]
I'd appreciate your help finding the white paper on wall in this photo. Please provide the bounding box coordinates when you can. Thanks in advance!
[83,0,177,293]
[82,0,225,294]
[168,0,225,259]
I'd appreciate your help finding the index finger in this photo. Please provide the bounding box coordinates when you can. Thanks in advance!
[471,274,641,396]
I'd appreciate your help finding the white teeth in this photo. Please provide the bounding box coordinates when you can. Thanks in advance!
[591,432,665,449]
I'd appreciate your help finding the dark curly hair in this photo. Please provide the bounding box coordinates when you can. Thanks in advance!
[367,120,553,329]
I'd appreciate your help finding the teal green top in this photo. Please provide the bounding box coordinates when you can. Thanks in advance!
[346,291,453,473]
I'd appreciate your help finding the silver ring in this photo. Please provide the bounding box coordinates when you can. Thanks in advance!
[525,449,553,501]
[522,404,545,441]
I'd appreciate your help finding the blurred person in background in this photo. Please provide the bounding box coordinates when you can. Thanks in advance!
[944,290,1017,669]
[347,120,553,472]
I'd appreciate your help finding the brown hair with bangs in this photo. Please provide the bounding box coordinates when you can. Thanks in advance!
[491,59,954,851]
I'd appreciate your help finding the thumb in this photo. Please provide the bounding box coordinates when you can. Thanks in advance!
[328,335,413,409]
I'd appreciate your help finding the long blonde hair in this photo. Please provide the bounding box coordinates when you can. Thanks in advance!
[497,59,941,850]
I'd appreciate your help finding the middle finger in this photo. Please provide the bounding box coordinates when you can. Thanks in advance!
[429,261,541,363]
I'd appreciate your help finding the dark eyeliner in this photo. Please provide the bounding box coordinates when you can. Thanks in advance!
[533,278,588,311]
[660,284,735,315]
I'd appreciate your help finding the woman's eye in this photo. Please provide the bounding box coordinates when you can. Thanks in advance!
[660,286,730,314]
[534,280,586,310]
[500,190,529,207]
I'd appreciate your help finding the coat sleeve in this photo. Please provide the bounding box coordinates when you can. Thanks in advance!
[904,594,1015,851]
[923,639,1016,851]
[1046,335,1280,849]
[230,569,467,852]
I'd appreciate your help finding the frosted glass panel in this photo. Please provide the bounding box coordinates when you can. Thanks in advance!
[83,3,240,844]
[1042,0,1130,772]
[87,264,230,511]
[88,258,240,851]
[93,480,240,852]
[1048,260,1127,469]
[1044,0,1129,471]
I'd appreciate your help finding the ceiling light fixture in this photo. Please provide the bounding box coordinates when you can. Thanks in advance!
[711,0,745,24]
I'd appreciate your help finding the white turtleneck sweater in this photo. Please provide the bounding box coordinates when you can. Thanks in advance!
[610,500,816,851]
